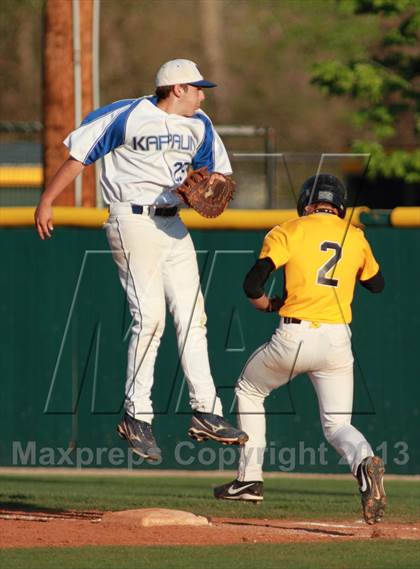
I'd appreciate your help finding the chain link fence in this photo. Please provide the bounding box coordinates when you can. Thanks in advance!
[0,122,374,209]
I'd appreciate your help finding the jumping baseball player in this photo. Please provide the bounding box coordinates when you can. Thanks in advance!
[35,59,248,461]
[214,174,386,525]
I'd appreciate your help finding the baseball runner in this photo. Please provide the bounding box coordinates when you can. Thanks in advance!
[214,174,386,525]
[35,59,248,461]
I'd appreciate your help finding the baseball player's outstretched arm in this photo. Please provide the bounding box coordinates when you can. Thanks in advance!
[35,157,85,240]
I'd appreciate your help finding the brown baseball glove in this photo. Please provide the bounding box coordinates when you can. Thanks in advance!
[176,167,235,218]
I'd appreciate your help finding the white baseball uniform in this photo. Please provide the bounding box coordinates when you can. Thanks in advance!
[64,96,232,421]
[236,212,382,480]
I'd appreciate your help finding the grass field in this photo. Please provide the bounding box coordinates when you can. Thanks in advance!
[0,473,419,521]
[0,473,419,569]
[1,542,420,569]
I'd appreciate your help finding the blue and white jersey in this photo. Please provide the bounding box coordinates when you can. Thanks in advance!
[64,96,232,206]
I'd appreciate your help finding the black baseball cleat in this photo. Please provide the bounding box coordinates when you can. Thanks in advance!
[214,479,263,502]
[188,412,248,445]
[357,455,386,524]
[117,413,161,462]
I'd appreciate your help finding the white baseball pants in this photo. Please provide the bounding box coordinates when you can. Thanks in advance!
[236,319,373,480]
[104,204,223,422]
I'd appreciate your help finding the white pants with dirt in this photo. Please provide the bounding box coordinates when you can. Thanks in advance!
[236,318,373,481]
[104,203,223,422]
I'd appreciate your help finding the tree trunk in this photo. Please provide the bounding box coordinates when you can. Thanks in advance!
[199,0,227,122]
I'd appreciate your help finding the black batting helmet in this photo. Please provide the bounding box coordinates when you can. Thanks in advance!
[297,174,347,219]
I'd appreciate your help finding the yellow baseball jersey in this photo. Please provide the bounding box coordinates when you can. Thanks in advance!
[259,213,380,323]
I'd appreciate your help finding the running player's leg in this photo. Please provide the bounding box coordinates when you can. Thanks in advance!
[236,327,303,481]
[235,347,270,482]
[310,324,385,523]
[309,324,373,475]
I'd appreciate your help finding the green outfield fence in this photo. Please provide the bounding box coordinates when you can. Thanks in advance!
[0,215,418,474]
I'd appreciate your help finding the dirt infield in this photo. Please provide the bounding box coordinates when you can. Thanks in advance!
[0,509,418,548]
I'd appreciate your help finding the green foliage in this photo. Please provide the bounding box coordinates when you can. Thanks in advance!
[353,0,416,15]
[313,61,411,104]
[353,140,420,182]
[311,1,419,182]
[312,61,355,95]
[352,106,396,138]
[384,11,420,44]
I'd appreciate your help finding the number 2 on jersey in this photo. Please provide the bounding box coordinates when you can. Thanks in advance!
[317,241,342,287]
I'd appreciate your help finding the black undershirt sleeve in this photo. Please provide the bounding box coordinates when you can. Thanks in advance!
[243,257,276,299]
[359,269,385,293]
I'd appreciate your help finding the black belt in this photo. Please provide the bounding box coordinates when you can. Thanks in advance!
[131,205,178,217]
[283,317,302,324]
